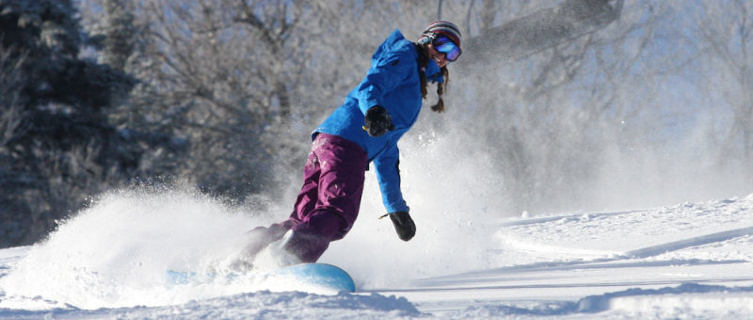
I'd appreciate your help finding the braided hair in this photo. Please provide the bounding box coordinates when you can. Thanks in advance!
[414,42,450,113]
[415,21,461,113]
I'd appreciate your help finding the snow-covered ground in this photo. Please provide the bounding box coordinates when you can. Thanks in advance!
[0,190,752,319]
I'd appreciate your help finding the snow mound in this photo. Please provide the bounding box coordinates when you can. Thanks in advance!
[459,283,753,318]
[495,196,753,266]
[0,291,421,319]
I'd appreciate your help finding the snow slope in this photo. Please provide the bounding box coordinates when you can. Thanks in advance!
[1,191,752,319]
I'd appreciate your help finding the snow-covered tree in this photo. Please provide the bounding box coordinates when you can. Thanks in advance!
[0,0,146,246]
[695,1,753,168]
[77,0,437,201]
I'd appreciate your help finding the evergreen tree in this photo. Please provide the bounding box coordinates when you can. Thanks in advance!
[99,0,136,71]
[0,0,151,247]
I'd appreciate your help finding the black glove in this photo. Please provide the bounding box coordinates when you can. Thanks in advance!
[363,106,395,137]
[389,211,416,241]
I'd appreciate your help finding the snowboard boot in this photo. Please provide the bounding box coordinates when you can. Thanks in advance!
[249,230,304,270]
[230,224,289,271]
[281,229,331,263]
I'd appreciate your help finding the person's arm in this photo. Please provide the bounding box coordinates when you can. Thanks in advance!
[352,51,414,116]
[373,142,408,213]
[374,143,416,241]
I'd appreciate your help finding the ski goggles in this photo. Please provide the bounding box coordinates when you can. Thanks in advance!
[433,36,462,62]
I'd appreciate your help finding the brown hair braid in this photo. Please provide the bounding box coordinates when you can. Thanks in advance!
[414,43,450,113]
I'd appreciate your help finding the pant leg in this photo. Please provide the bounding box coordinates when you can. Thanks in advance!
[285,133,367,262]
[290,149,321,223]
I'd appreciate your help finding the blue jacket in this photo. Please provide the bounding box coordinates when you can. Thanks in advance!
[315,30,444,214]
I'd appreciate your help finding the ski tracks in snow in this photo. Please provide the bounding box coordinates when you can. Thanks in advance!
[497,195,753,263]
[385,195,753,318]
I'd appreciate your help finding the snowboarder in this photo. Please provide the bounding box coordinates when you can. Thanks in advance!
[241,21,463,266]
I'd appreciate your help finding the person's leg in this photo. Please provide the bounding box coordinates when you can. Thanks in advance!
[291,146,322,222]
[284,134,367,262]
[238,147,321,263]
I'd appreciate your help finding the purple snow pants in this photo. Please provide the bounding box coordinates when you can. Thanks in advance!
[258,133,367,262]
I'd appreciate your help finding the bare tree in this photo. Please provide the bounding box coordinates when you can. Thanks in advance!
[696,0,753,166]
[436,0,681,213]
[79,0,439,201]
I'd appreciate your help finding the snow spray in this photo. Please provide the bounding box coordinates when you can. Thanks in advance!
[0,133,508,309]
[0,189,281,309]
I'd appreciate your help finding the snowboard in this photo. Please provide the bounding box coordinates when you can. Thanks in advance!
[166,263,356,293]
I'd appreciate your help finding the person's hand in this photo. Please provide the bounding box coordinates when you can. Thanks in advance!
[388,211,415,241]
[363,106,394,137]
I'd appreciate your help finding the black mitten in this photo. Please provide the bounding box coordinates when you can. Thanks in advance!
[363,106,395,137]
[389,211,416,241]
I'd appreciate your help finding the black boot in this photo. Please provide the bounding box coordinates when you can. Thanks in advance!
[231,224,289,271]
[281,230,330,263]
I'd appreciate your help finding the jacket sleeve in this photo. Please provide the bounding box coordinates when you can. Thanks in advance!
[373,141,409,213]
[353,50,414,115]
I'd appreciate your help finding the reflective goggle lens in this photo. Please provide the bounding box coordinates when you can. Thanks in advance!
[433,36,461,61]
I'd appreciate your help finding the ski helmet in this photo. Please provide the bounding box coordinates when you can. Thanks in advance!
[417,20,462,49]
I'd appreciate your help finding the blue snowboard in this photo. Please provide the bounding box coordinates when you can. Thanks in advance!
[167,263,355,293]
[271,263,356,292]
